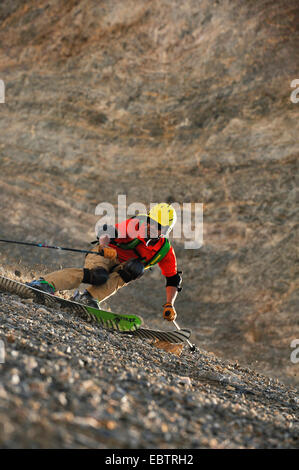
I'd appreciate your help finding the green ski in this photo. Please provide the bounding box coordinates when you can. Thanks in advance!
[0,275,142,331]
[0,275,192,344]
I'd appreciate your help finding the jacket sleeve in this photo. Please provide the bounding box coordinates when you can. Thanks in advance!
[158,246,177,277]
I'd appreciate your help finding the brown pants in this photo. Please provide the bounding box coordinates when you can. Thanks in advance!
[44,247,127,302]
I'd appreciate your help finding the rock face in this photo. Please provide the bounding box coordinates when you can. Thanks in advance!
[0,1,298,386]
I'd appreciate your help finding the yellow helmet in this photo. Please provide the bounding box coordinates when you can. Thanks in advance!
[148,203,177,237]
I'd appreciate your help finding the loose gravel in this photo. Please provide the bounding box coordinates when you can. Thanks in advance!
[0,290,298,449]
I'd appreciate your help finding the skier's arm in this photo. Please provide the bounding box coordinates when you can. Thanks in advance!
[159,248,182,321]
[96,224,116,248]
[99,234,110,246]
[163,272,183,321]
[96,224,117,259]
[96,218,141,260]
[166,285,178,305]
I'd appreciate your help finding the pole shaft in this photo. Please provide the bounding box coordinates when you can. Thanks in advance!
[0,238,103,256]
[173,319,194,350]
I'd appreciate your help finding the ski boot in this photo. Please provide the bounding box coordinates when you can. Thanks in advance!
[26,277,55,294]
[71,289,99,309]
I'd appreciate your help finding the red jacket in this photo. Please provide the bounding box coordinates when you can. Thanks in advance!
[109,218,177,278]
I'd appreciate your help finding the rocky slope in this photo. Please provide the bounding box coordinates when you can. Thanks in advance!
[0,0,298,388]
[0,270,298,449]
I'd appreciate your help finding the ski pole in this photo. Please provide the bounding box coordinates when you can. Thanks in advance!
[0,238,104,256]
[173,319,196,352]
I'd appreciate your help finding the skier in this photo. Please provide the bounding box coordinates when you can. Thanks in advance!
[27,203,182,322]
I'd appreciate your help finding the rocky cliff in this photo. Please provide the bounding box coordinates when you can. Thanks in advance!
[0,0,298,387]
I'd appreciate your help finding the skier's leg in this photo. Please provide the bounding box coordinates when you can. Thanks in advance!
[86,259,144,302]
[86,270,127,302]
[84,249,112,271]
[43,246,113,292]
[44,268,84,291]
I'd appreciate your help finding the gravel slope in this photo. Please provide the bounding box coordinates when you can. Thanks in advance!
[0,275,298,449]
